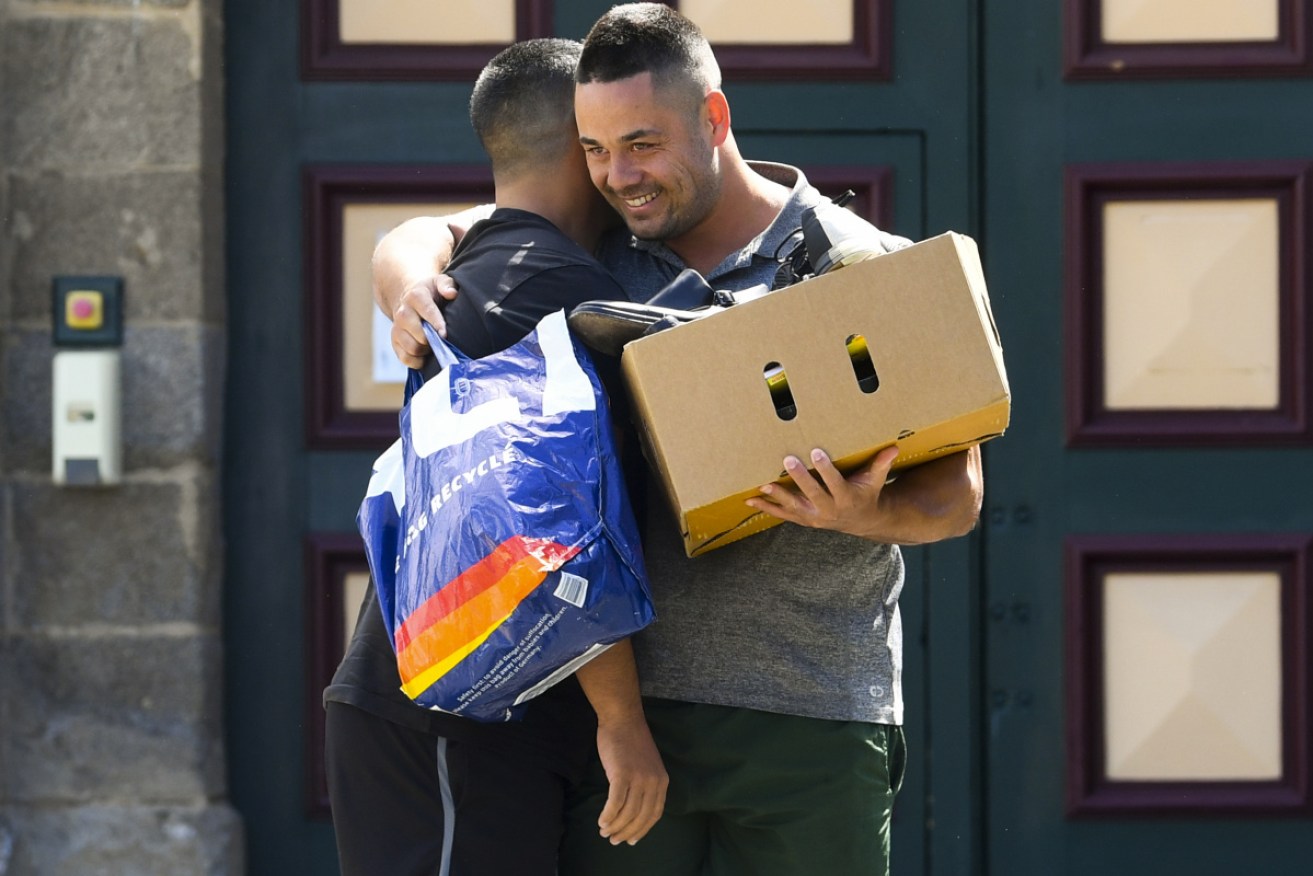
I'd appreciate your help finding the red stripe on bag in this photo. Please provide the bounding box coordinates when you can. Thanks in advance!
[393,535,577,654]
[396,556,547,691]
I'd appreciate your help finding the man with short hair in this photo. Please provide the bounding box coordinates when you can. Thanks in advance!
[324,38,666,876]
[374,6,983,874]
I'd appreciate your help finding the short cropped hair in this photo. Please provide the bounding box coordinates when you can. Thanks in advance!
[576,3,720,103]
[470,38,582,178]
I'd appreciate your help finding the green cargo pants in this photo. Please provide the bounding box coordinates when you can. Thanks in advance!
[560,697,907,876]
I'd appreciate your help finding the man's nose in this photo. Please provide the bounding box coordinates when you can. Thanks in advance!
[607,152,640,192]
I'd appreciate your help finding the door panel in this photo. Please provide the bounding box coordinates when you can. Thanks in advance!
[982,1,1313,873]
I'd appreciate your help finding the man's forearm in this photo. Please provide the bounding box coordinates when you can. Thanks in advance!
[575,638,668,845]
[575,639,647,726]
[371,217,455,317]
[370,204,494,318]
[869,446,983,546]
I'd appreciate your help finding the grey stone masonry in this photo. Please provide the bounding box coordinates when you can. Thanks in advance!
[7,171,210,323]
[0,1,240,874]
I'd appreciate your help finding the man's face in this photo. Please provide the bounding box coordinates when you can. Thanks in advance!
[575,72,721,244]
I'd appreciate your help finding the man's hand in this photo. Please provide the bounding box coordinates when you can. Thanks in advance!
[748,445,900,538]
[747,444,983,545]
[594,712,668,846]
[573,640,668,845]
[389,274,458,369]
[371,207,494,367]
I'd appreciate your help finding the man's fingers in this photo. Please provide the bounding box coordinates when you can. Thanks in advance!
[807,449,850,497]
[433,274,459,302]
[389,319,428,370]
[748,478,803,520]
[401,285,447,338]
[389,277,458,368]
[598,781,642,843]
[597,783,628,839]
[781,455,826,506]
[625,785,667,844]
[601,783,665,845]
[860,445,900,482]
[749,445,903,532]
[389,298,431,367]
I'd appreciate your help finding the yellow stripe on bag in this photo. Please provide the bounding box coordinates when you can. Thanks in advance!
[396,555,550,698]
[399,612,510,700]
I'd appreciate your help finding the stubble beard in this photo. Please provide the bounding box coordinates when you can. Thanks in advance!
[624,136,722,243]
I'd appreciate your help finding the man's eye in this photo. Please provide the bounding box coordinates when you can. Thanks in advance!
[632,143,652,152]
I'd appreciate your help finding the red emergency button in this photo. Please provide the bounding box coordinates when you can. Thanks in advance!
[65,291,104,330]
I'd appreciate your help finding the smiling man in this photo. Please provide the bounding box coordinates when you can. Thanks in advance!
[372,6,983,875]
[574,8,796,286]
[554,11,982,876]
[576,76,730,262]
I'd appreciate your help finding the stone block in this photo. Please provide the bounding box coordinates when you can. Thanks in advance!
[0,482,11,631]
[0,814,13,873]
[9,476,217,628]
[1,326,222,474]
[119,325,225,470]
[1,16,200,169]
[6,170,207,323]
[0,802,243,876]
[3,633,227,803]
[0,172,10,322]
[0,636,11,801]
[0,330,52,475]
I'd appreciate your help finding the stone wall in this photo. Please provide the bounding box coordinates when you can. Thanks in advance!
[0,1,241,873]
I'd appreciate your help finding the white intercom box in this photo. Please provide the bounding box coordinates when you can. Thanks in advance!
[52,350,122,486]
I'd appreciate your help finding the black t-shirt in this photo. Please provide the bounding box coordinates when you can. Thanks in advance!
[324,208,629,780]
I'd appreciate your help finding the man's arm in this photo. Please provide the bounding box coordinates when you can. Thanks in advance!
[574,641,668,846]
[746,444,983,546]
[372,205,493,367]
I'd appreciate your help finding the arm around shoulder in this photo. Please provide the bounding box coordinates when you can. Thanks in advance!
[371,206,493,317]
[371,205,494,367]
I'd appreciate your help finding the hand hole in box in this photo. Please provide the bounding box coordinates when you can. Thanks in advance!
[763,361,797,421]
[846,334,879,394]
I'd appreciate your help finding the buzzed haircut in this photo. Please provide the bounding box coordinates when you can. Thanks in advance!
[469,38,582,179]
[576,2,721,102]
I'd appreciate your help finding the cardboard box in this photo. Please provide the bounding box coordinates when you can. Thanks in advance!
[620,231,1010,557]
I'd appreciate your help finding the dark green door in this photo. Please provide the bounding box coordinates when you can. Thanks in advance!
[227,1,1313,874]
[981,1,1313,873]
[225,2,982,872]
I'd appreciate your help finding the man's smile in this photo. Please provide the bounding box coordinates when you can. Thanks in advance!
[623,192,658,208]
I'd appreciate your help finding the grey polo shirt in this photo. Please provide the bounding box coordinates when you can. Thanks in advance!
[598,162,912,725]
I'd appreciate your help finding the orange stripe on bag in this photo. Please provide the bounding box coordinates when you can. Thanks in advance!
[397,556,544,695]
[394,535,580,692]
[394,535,576,652]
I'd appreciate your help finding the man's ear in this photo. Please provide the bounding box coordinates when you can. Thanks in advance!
[705,90,730,147]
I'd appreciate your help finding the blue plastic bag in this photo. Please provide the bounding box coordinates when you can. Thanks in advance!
[357,309,654,722]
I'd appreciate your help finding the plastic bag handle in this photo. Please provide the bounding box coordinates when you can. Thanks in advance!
[404,321,465,404]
